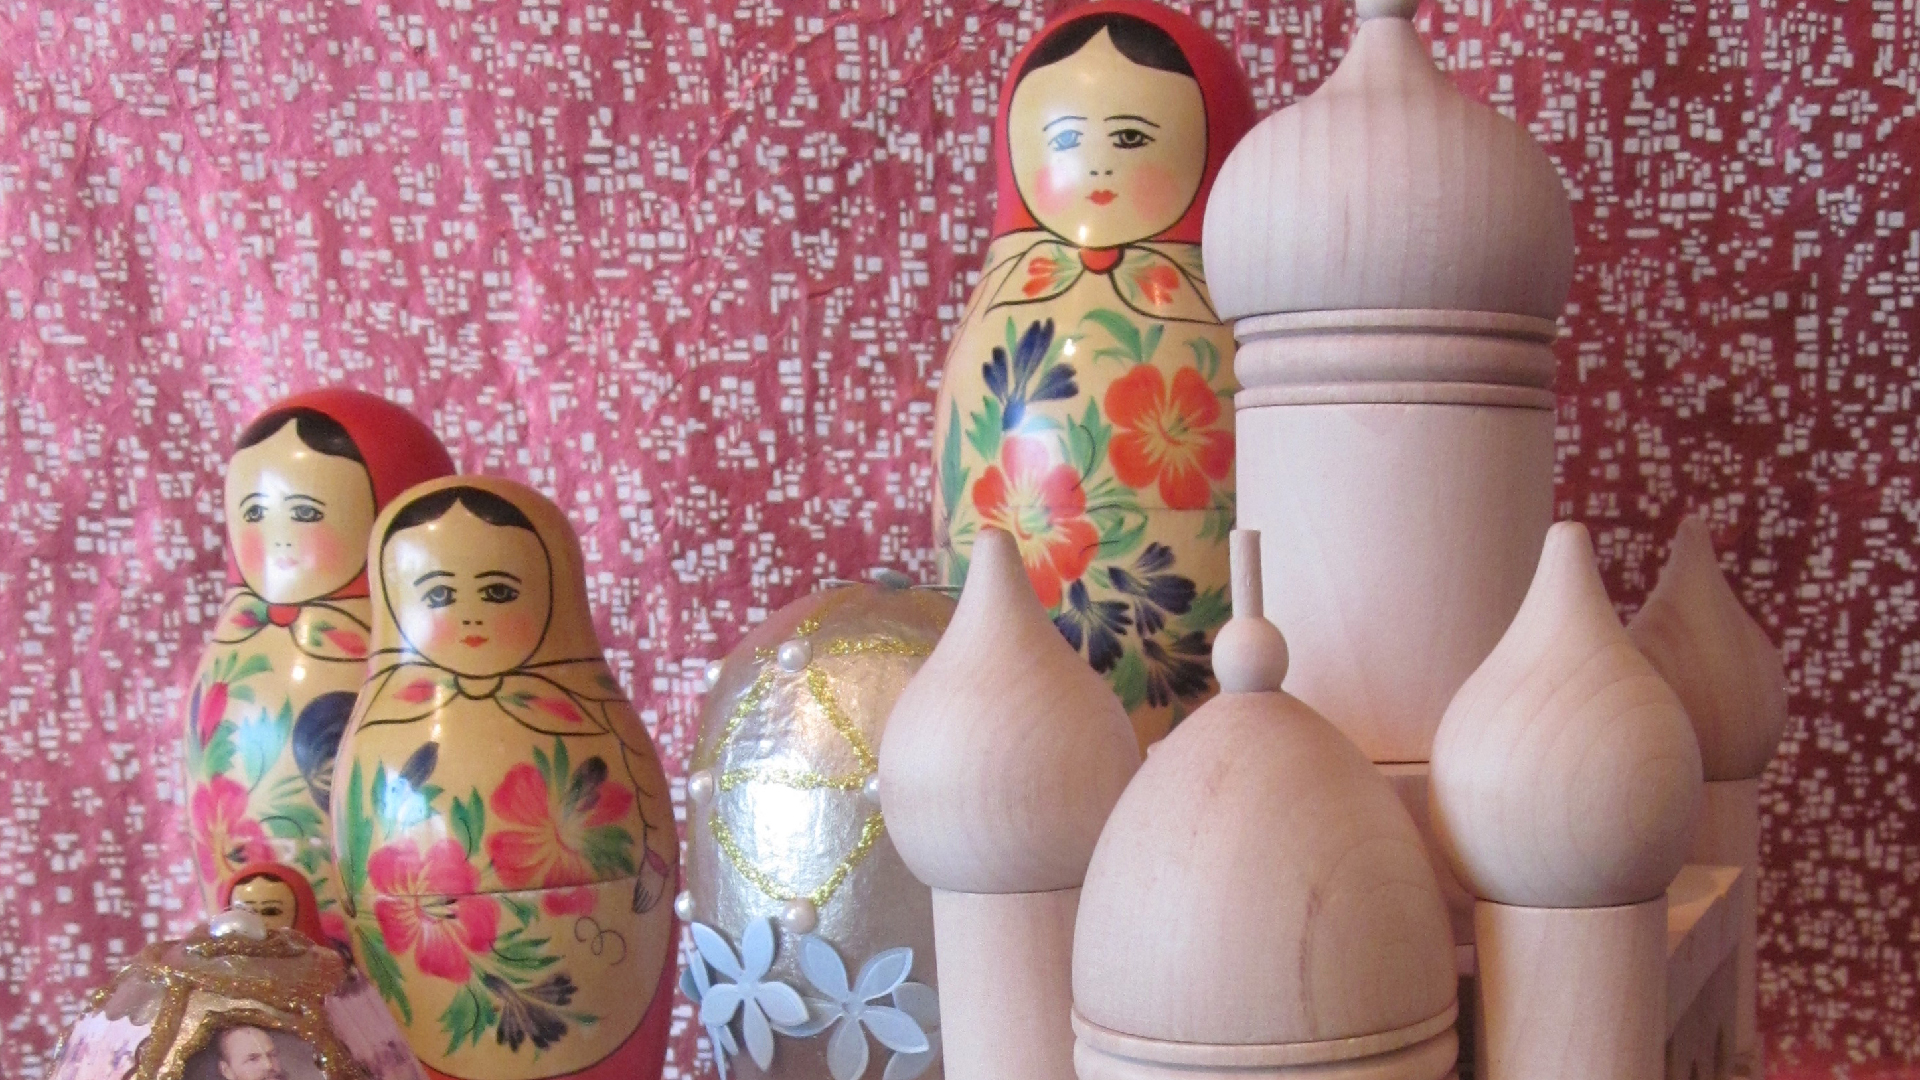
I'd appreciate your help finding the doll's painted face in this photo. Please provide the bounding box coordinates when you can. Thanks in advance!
[226,423,377,604]
[383,500,553,678]
[1008,27,1207,250]
[229,876,298,931]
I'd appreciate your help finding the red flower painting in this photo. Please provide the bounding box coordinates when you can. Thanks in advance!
[971,435,1099,608]
[486,756,635,893]
[189,777,274,880]
[1105,366,1233,510]
[367,838,500,983]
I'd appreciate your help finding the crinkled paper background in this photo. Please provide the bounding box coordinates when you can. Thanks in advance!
[3,0,1917,1075]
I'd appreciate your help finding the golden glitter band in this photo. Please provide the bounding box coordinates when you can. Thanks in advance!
[710,811,887,908]
[806,666,879,773]
[718,766,867,792]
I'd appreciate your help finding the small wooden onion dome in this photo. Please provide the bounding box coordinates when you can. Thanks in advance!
[1431,523,1705,908]
[879,528,1140,894]
[1072,533,1459,1080]
[1203,0,1575,326]
[1628,516,1790,782]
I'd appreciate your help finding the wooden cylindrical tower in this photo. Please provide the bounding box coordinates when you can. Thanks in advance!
[1202,0,1575,766]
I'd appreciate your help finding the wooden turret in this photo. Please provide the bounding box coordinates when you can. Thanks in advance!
[1431,523,1705,1080]
[1202,0,1575,765]
[879,528,1141,1080]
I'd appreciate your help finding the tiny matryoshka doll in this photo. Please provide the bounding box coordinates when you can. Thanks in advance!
[334,477,677,1080]
[186,390,454,937]
[220,860,332,946]
[931,1,1256,749]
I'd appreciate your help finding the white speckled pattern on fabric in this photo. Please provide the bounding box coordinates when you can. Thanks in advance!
[2,1,1916,1076]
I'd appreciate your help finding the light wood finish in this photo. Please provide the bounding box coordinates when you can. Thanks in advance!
[1208,0,1574,767]
[1690,781,1763,1075]
[1628,516,1789,783]
[1072,1025,1457,1080]
[1430,522,1704,909]
[1628,517,1784,1077]
[1665,864,1744,1037]
[1667,956,1738,1080]
[1378,764,1476,947]
[881,527,1139,1080]
[1203,14,1574,323]
[932,888,1081,1080]
[1475,899,1668,1080]
[1213,530,1290,694]
[1237,403,1552,763]
[880,527,1140,894]
[1073,529,1455,1077]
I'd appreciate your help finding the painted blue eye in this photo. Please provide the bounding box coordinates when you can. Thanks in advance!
[422,584,455,609]
[1048,129,1083,152]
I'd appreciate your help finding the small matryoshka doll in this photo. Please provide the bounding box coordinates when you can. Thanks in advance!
[334,477,677,1080]
[219,860,331,946]
[932,1,1256,749]
[186,390,454,938]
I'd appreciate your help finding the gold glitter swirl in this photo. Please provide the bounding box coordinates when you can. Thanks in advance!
[712,811,887,908]
[718,766,868,792]
[58,928,375,1080]
[805,666,879,772]
[825,635,934,659]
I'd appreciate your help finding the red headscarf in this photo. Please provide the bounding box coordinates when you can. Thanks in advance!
[217,861,330,947]
[224,389,455,599]
[989,1,1256,245]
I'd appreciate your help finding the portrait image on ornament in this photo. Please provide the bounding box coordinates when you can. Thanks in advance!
[182,1024,325,1080]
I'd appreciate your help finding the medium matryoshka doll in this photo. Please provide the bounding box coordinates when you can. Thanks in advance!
[333,477,677,1080]
[931,1,1256,749]
[186,390,454,936]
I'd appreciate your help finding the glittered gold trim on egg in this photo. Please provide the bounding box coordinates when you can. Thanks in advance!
[58,929,374,1080]
[711,811,887,908]
[718,766,868,792]
[805,667,879,773]
[702,600,935,909]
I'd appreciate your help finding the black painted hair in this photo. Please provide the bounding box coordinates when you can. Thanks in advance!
[384,485,537,543]
[1019,13,1194,80]
[236,407,365,463]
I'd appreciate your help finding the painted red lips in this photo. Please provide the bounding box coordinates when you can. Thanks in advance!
[1089,189,1117,205]
[461,634,489,647]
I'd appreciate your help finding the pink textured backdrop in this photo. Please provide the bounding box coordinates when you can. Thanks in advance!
[2,0,1917,1076]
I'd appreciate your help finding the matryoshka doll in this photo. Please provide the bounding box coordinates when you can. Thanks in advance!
[931,1,1256,748]
[185,390,454,938]
[219,860,332,945]
[333,477,677,1080]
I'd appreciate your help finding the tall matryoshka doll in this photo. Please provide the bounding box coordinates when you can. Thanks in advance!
[334,477,678,1080]
[185,390,454,936]
[932,1,1256,748]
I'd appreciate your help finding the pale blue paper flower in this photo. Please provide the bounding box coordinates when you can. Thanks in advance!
[883,981,941,1080]
[691,920,810,1070]
[779,936,931,1080]
[679,941,741,1080]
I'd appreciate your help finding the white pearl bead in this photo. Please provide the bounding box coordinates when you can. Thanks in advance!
[776,639,812,673]
[687,770,715,806]
[702,661,724,691]
[778,898,819,935]
[209,908,267,940]
[673,890,697,922]
[862,773,882,806]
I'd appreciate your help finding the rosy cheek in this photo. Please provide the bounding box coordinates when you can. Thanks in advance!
[235,530,266,577]
[495,611,541,652]
[1127,163,1186,220]
[306,527,353,571]
[1028,162,1082,216]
